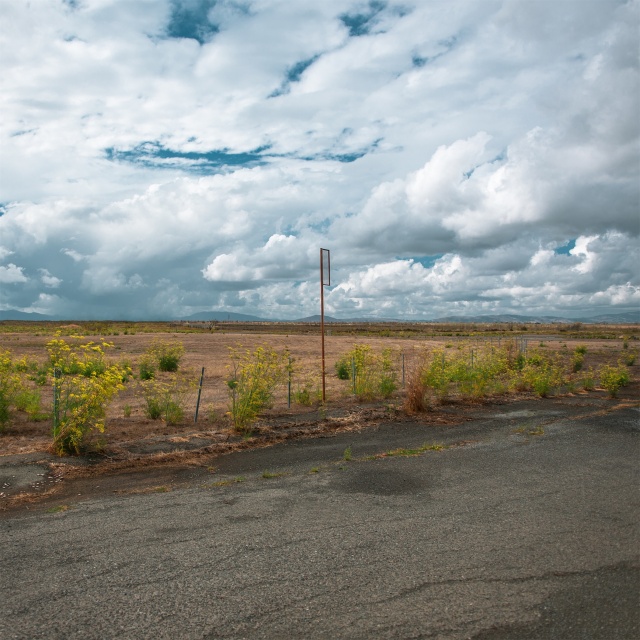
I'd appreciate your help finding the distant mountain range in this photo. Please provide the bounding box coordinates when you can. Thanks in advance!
[427,312,640,324]
[1,309,638,324]
[0,310,60,321]
[181,311,640,324]
[180,311,265,322]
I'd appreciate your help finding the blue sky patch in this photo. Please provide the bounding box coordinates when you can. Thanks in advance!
[340,1,387,37]
[463,150,506,180]
[405,255,444,269]
[105,142,268,171]
[287,56,320,83]
[269,55,320,97]
[167,0,219,44]
[555,239,577,255]
[301,139,381,164]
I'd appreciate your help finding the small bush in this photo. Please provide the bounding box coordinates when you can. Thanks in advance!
[572,353,584,373]
[293,383,322,406]
[48,337,130,455]
[146,340,185,372]
[582,368,596,391]
[334,358,351,380]
[139,356,156,381]
[140,376,194,424]
[227,345,290,431]
[13,388,42,415]
[518,352,566,398]
[599,364,630,398]
[0,349,21,430]
[0,349,42,430]
[337,344,398,400]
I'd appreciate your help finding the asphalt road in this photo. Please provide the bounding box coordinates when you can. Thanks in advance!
[1,398,638,639]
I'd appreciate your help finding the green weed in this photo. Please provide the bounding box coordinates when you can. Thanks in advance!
[46,505,70,514]
[48,336,130,455]
[599,364,630,398]
[227,345,290,431]
[337,344,398,400]
[139,375,195,424]
[262,470,287,479]
[146,339,185,372]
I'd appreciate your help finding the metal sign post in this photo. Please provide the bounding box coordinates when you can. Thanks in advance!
[320,248,330,402]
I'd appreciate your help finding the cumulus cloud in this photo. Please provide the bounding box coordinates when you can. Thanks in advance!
[0,0,637,319]
[0,264,29,284]
[39,269,62,288]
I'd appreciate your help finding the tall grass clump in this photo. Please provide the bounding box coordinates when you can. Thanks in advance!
[227,345,290,432]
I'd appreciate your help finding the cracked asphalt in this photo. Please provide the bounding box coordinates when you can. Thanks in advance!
[1,398,638,639]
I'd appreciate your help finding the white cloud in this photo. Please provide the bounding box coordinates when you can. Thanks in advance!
[0,264,28,284]
[0,0,637,319]
[39,268,62,288]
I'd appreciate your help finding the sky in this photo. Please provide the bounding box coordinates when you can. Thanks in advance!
[0,0,638,320]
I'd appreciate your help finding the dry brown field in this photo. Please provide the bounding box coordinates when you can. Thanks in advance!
[1,321,638,459]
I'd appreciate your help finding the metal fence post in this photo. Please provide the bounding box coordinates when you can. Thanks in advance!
[351,357,356,395]
[194,366,205,422]
[52,367,61,434]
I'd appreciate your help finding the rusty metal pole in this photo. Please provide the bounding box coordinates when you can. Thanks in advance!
[320,248,330,403]
[320,248,326,402]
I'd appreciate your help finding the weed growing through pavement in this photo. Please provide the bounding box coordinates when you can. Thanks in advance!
[343,446,352,461]
[381,443,446,457]
[262,470,287,479]
[46,505,70,514]
[512,425,545,436]
[211,477,246,487]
